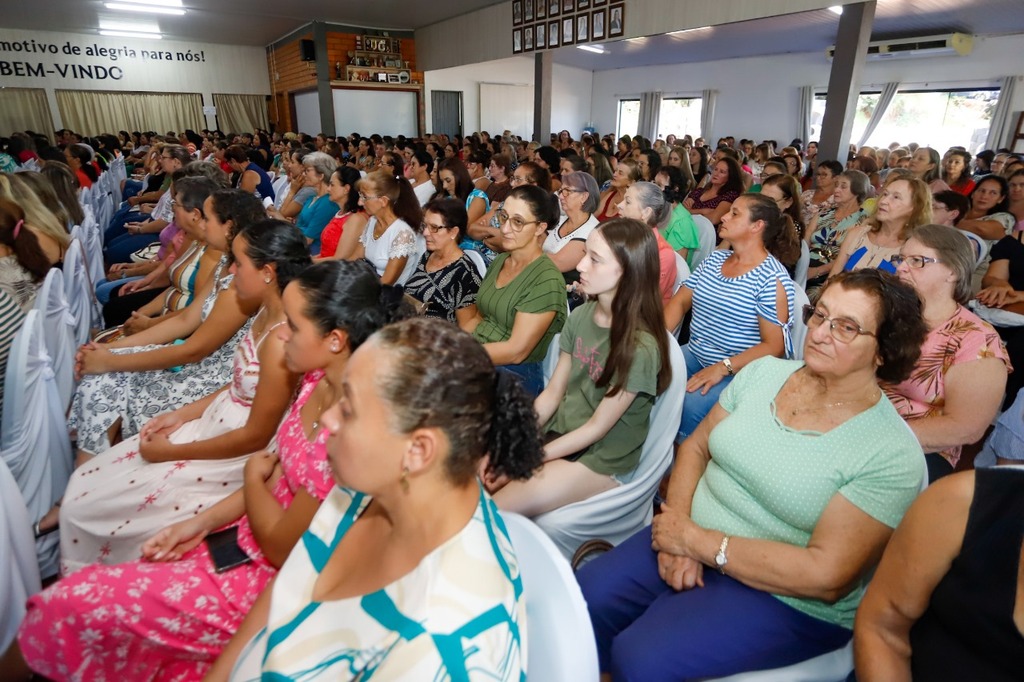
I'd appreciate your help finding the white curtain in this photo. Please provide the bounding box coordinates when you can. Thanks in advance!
[637,91,662,141]
[55,90,204,137]
[700,89,717,142]
[212,94,270,134]
[857,82,900,147]
[0,89,53,140]
[985,75,1019,150]
[799,85,814,144]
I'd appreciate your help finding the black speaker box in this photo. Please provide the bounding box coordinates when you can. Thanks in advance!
[300,39,316,62]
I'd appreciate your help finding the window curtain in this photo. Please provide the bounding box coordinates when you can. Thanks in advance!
[0,89,54,141]
[212,94,270,134]
[985,76,1019,151]
[799,86,814,145]
[857,82,900,147]
[637,91,662,141]
[700,89,717,142]
[54,90,203,137]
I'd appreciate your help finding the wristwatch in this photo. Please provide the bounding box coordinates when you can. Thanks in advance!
[714,535,730,574]
[722,357,735,375]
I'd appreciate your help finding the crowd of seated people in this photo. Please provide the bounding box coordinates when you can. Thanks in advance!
[0,123,1022,682]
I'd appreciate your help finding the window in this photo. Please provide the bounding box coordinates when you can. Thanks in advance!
[811,89,998,154]
[616,99,640,139]
[658,97,702,141]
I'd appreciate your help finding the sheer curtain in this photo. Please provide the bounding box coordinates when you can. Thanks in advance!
[857,82,900,147]
[637,91,662,141]
[0,89,54,139]
[212,94,270,134]
[986,76,1019,150]
[799,86,814,144]
[700,89,717,142]
[55,91,204,136]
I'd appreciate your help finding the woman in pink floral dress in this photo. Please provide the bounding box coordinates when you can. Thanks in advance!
[7,260,414,681]
[884,225,1011,482]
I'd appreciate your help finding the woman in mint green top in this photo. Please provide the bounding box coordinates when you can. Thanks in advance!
[578,269,930,679]
[656,165,700,267]
[493,218,671,517]
[466,185,567,396]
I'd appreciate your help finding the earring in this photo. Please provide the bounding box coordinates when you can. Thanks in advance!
[400,466,410,493]
[264,276,271,284]
[331,342,340,352]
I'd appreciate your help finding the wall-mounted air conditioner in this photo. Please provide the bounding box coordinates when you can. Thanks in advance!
[826,33,974,61]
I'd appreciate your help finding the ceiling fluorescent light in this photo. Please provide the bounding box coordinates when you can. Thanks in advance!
[99,30,163,39]
[105,3,186,15]
[99,18,161,32]
[667,26,710,36]
[577,45,606,54]
[829,5,844,14]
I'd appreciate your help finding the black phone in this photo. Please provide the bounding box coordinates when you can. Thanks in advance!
[205,526,253,573]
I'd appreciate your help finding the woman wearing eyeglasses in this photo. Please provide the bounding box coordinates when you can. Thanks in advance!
[467,161,552,261]
[578,269,928,680]
[404,198,481,326]
[464,185,567,396]
[884,225,1010,482]
[545,171,602,286]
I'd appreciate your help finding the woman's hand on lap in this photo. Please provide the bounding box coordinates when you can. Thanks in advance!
[140,432,177,462]
[141,516,208,562]
[657,552,704,592]
[76,342,112,379]
[686,362,730,395]
[140,411,183,441]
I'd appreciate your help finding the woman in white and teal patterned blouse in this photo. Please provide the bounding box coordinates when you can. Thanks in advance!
[209,317,545,681]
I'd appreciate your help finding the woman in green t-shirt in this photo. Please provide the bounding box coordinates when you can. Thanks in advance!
[491,218,671,517]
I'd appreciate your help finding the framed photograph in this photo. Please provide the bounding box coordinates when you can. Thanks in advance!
[548,20,559,48]
[536,23,546,50]
[561,17,575,45]
[525,0,534,22]
[512,28,523,53]
[576,14,589,42]
[608,3,624,37]
[577,0,590,9]
[376,72,388,83]
[536,0,546,20]
[512,0,523,25]
[591,8,606,40]
[524,25,534,51]
[548,0,560,17]
[593,0,607,5]
[387,73,400,84]
[563,0,574,13]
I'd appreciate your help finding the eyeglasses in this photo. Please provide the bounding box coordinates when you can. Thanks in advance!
[510,175,528,185]
[802,305,876,343]
[890,254,941,269]
[420,220,448,233]
[496,209,539,232]
[557,187,583,197]
[358,193,382,201]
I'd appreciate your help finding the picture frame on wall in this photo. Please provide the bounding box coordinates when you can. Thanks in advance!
[513,28,523,53]
[525,0,534,22]
[536,0,546,20]
[524,24,534,51]
[577,13,589,42]
[563,0,574,13]
[548,20,559,48]
[609,3,624,37]
[513,0,523,25]
[592,8,606,40]
[536,23,546,50]
[561,16,574,45]
[593,0,608,5]
[549,0,560,17]
[578,0,591,9]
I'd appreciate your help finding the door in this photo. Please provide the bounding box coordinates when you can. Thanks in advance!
[431,90,463,141]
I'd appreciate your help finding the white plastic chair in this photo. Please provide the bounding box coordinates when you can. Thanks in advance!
[271,176,291,209]
[673,251,691,294]
[32,269,77,412]
[465,248,488,278]
[533,334,687,559]
[62,238,98,345]
[542,333,562,385]
[1,311,74,579]
[794,240,810,290]
[790,286,812,361]
[70,222,106,299]
[0,456,41,651]
[502,512,600,682]
[691,215,717,269]
[698,641,853,682]
[957,228,989,267]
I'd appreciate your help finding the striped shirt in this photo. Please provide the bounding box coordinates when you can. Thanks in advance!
[0,288,26,413]
[684,249,795,368]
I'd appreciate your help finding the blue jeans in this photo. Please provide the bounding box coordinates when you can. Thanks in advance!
[677,344,734,441]
[104,232,159,266]
[497,362,544,398]
[95,276,142,304]
[121,179,143,201]
[577,526,852,680]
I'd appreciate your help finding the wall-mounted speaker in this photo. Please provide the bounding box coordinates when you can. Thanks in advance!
[300,39,316,62]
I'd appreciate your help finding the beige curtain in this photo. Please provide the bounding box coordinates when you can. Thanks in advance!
[55,90,203,137]
[212,94,270,134]
[0,89,54,140]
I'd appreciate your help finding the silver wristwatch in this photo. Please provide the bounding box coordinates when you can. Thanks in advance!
[714,535,730,574]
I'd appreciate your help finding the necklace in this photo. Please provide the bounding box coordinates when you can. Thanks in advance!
[309,385,336,435]
[789,387,880,416]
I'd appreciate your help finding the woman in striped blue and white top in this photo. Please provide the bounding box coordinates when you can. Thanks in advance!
[665,193,800,440]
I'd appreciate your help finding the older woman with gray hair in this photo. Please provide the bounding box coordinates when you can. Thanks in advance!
[543,170,601,285]
[617,180,680,302]
[295,151,341,255]
[884,223,1010,482]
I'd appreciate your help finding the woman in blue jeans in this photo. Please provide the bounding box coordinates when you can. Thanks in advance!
[663,193,800,439]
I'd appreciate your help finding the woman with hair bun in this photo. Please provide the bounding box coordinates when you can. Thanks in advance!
[11,259,415,681]
[207,317,544,680]
[353,170,423,285]
[0,198,50,311]
[58,219,312,573]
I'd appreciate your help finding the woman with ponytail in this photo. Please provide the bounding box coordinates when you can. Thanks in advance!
[57,219,311,573]
[0,198,50,311]
[491,218,671,516]
[11,260,415,682]
[353,169,423,285]
[205,316,543,680]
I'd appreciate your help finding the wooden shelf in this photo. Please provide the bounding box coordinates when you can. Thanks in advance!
[330,80,421,90]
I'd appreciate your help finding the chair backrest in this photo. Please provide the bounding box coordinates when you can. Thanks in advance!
[31,269,77,412]
[957,228,989,267]
[62,238,98,345]
[790,285,812,362]
[0,456,41,651]
[542,332,562,385]
[464,248,488,278]
[533,334,687,558]
[272,176,291,209]
[0,311,73,579]
[70,222,106,295]
[794,240,810,290]
[702,641,853,682]
[673,251,691,294]
[691,215,717,269]
[502,512,600,682]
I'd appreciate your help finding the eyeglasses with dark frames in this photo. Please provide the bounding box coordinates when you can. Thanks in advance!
[802,305,876,343]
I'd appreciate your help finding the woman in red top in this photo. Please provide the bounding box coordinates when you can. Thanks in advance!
[64,143,97,189]
[318,165,366,260]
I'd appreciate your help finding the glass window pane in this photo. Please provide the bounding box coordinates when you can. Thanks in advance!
[658,97,702,140]
[617,99,640,139]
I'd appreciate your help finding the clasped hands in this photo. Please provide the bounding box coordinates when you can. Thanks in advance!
[651,503,707,592]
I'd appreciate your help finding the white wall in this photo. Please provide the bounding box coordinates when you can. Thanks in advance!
[424,57,595,140]
[590,33,1024,147]
[0,28,270,131]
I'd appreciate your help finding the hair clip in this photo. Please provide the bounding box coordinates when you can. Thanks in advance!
[13,219,23,239]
